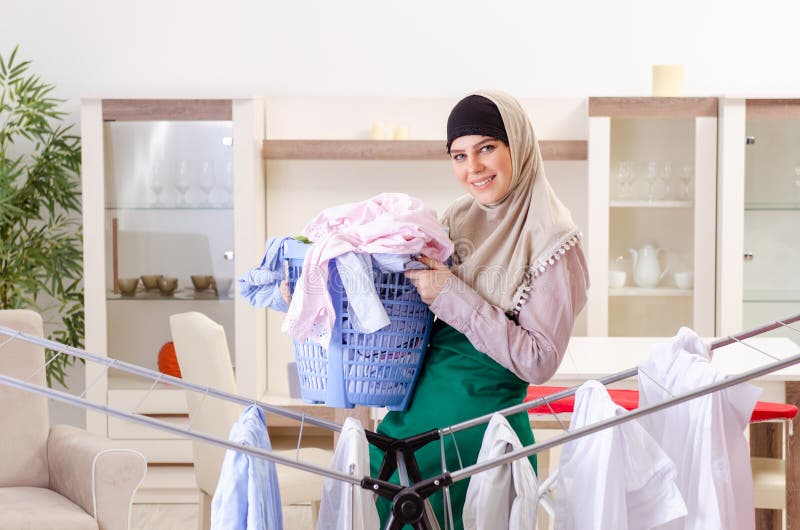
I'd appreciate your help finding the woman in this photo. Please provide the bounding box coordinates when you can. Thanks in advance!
[369,90,589,529]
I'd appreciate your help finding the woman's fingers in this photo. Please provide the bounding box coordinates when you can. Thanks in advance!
[415,255,449,270]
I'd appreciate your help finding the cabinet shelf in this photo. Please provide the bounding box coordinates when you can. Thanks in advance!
[107,288,234,301]
[744,290,800,303]
[744,203,800,212]
[610,200,693,208]
[609,287,693,297]
[105,205,233,212]
[261,139,588,161]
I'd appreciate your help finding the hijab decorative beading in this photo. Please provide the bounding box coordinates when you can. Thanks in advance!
[442,90,581,314]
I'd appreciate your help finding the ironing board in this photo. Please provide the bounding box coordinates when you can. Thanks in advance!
[526,385,800,423]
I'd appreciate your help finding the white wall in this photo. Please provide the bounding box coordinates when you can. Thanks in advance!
[4,0,800,122]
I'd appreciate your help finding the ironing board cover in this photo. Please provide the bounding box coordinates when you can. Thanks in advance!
[526,385,799,422]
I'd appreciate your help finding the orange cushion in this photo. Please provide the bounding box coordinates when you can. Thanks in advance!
[526,385,798,423]
[157,341,182,378]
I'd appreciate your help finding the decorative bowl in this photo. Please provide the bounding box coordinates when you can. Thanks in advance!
[141,274,163,290]
[118,278,139,296]
[157,276,178,296]
[191,275,213,291]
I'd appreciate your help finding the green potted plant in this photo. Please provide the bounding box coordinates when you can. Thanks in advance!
[0,45,84,387]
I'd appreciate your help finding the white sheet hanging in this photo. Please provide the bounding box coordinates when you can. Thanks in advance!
[554,380,686,530]
[463,413,539,530]
[317,417,380,530]
[638,327,762,530]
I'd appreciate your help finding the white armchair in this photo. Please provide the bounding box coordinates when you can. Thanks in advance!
[0,309,147,530]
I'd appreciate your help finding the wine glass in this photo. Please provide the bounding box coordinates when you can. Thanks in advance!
[680,163,693,201]
[174,160,192,206]
[150,162,165,206]
[646,162,658,201]
[219,160,233,207]
[657,162,673,200]
[615,161,635,200]
[196,160,215,206]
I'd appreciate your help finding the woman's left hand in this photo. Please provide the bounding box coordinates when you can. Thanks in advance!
[404,256,454,304]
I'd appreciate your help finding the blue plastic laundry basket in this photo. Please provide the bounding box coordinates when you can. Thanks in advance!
[282,239,433,411]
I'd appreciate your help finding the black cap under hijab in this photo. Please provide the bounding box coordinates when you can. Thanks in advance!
[446,94,509,152]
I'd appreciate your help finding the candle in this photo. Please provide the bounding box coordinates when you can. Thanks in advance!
[652,64,685,97]
[371,120,387,140]
[392,124,410,140]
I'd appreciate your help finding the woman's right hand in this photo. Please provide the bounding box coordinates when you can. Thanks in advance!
[281,260,292,304]
[280,280,291,305]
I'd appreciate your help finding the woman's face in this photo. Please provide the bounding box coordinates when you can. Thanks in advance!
[449,135,513,205]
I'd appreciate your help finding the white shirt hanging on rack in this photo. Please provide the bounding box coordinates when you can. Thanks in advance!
[463,413,539,530]
[554,380,687,530]
[638,327,762,530]
[317,417,380,530]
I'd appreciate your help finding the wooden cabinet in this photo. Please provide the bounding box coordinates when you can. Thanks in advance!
[80,98,266,498]
[586,98,718,337]
[717,98,800,338]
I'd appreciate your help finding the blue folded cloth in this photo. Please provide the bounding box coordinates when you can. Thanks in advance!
[238,237,292,312]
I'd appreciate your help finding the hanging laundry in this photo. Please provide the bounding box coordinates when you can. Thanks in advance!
[463,413,539,530]
[554,380,687,530]
[283,193,452,348]
[211,405,283,530]
[637,327,761,530]
[317,417,380,530]
[238,236,294,313]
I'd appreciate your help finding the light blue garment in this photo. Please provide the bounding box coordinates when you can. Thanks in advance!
[238,237,292,312]
[211,405,283,530]
[371,253,426,272]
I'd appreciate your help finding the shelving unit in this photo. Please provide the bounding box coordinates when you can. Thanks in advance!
[80,97,266,503]
[586,97,718,336]
[717,97,800,338]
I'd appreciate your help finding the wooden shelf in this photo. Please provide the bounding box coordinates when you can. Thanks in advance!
[262,139,587,161]
[610,200,693,208]
[589,97,718,118]
[102,99,232,121]
[609,287,693,297]
[747,99,800,119]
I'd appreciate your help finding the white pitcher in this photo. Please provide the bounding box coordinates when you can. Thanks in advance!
[628,244,668,288]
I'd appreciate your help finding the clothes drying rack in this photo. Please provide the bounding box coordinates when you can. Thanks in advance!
[1,312,799,530]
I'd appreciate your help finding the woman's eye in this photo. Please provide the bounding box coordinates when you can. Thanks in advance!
[452,153,465,161]
[480,144,495,153]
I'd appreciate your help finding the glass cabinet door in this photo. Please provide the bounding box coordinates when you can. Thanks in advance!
[743,111,800,340]
[103,119,235,381]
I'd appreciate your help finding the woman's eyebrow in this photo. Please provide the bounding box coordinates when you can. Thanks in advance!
[450,138,495,154]
[471,138,494,149]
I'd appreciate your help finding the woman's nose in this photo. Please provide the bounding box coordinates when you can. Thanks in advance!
[468,156,483,173]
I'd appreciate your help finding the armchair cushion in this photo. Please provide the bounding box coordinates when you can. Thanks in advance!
[0,487,98,530]
[48,425,146,530]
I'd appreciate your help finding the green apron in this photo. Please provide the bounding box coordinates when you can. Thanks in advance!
[369,320,536,530]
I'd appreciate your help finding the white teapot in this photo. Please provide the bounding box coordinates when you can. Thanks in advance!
[628,244,668,288]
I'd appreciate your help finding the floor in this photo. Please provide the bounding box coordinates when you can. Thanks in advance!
[131,503,317,530]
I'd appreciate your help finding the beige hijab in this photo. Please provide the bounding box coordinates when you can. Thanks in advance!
[443,90,581,313]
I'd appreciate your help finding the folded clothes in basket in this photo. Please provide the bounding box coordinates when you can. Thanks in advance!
[336,252,427,334]
[283,193,452,348]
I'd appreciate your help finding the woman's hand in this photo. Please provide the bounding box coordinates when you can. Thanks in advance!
[404,256,454,304]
